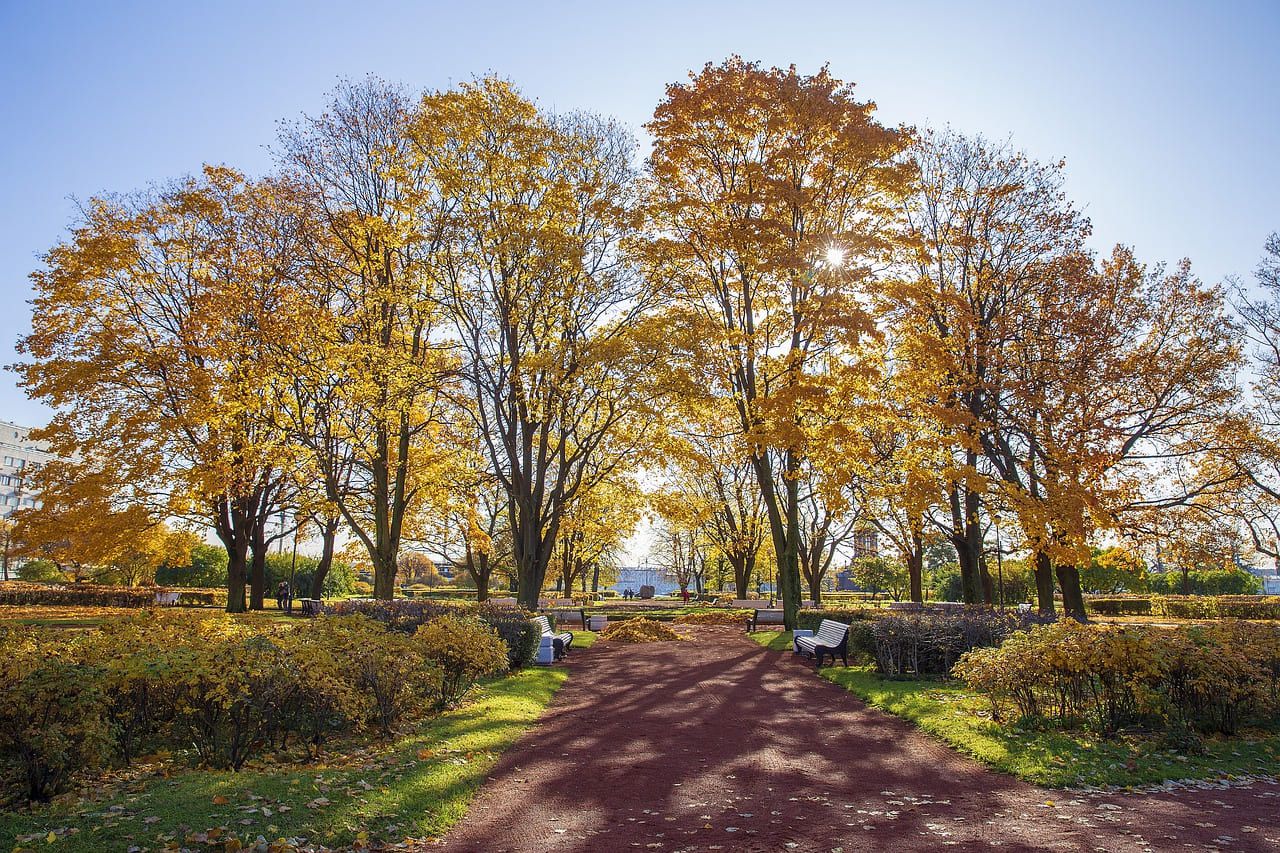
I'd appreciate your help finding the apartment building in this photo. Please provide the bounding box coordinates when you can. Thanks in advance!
[0,421,55,517]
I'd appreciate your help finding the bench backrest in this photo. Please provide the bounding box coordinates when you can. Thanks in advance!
[817,619,850,643]
[532,615,553,634]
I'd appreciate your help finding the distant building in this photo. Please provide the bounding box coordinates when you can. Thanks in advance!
[610,565,678,596]
[0,421,54,518]
[851,528,879,560]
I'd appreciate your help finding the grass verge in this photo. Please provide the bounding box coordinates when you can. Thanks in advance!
[749,630,1280,788]
[0,666,570,851]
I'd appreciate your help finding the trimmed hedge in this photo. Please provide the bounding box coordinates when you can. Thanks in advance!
[1087,597,1154,616]
[0,610,509,800]
[0,581,158,608]
[957,620,1280,736]
[1083,594,1280,620]
[870,608,1053,678]
[324,598,540,669]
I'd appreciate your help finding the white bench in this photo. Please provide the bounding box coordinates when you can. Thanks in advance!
[794,619,851,667]
[532,615,573,664]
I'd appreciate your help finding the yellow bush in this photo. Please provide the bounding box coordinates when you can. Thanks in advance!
[955,620,1280,735]
[415,615,509,708]
[0,629,113,801]
[600,618,681,643]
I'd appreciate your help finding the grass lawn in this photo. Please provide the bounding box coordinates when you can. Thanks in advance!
[0,657,583,851]
[750,630,1280,788]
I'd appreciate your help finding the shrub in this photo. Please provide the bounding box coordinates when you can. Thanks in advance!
[302,615,440,735]
[415,615,509,708]
[15,559,65,583]
[600,618,681,643]
[1087,597,1153,616]
[0,581,156,608]
[0,630,113,801]
[477,603,540,669]
[956,621,1280,735]
[325,597,538,669]
[872,608,1048,678]
[1160,596,1219,619]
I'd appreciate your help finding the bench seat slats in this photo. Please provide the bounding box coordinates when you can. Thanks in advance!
[794,619,851,667]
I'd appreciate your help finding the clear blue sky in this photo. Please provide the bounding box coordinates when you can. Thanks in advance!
[1,0,1277,427]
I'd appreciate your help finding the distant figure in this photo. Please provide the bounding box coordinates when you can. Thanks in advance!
[681,586,690,604]
[276,580,291,613]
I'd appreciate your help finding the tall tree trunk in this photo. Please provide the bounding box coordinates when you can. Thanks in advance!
[908,550,924,604]
[1056,564,1087,622]
[213,495,252,614]
[309,516,340,600]
[1033,550,1056,615]
[249,521,267,611]
[730,555,751,598]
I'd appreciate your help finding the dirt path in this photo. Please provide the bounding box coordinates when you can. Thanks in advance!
[430,627,1280,852]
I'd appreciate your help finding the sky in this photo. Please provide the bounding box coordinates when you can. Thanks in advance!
[1,0,1277,433]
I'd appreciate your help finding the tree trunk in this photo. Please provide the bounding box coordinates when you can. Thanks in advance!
[730,554,751,598]
[474,552,491,603]
[249,522,267,611]
[1056,564,1087,622]
[309,517,339,600]
[908,550,924,604]
[213,495,253,614]
[1034,550,1056,616]
[373,555,396,599]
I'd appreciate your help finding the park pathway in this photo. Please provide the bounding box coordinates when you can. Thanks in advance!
[430,627,1280,852]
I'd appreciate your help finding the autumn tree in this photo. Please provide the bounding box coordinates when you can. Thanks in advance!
[644,57,913,628]
[409,78,659,610]
[19,167,300,611]
[277,78,456,599]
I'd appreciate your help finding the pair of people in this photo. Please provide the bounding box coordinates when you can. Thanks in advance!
[276,580,292,613]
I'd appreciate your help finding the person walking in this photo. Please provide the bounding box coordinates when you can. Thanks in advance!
[276,580,291,613]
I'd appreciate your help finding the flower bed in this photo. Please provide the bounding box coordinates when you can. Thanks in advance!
[673,609,751,626]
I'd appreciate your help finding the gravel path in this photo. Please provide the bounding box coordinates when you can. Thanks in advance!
[430,627,1280,852]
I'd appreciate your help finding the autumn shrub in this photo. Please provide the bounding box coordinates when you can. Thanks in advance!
[956,621,1280,735]
[302,615,441,734]
[1159,596,1219,619]
[0,581,157,608]
[1086,596,1154,617]
[600,618,681,643]
[326,597,539,669]
[477,602,541,669]
[872,608,1047,678]
[0,629,113,801]
[414,615,509,708]
[674,609,751,626]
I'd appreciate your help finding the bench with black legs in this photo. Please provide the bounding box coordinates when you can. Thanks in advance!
[793,619,851,667]
[532,615,573,662]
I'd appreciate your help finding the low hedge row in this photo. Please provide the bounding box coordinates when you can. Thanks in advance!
[956,620,1280,736]
[869,608,1053,677]
[0,610,509,802]
[325,598,540,669]
[0,581,229,609]
[1085,595,1280,619]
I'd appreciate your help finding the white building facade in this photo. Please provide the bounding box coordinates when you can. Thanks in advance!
[0,421,53,517]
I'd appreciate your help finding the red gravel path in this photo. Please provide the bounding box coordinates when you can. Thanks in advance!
[431,627,1280,852]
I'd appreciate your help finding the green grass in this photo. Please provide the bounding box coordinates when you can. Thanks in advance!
[0,667,568,851]
[749,630,1280,788]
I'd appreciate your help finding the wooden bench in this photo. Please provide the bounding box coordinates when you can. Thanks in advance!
[543,607,587,629]
[532,615,573,663]
[794,619,851,667]
[750,608,785,631]
[298,598,323,616]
